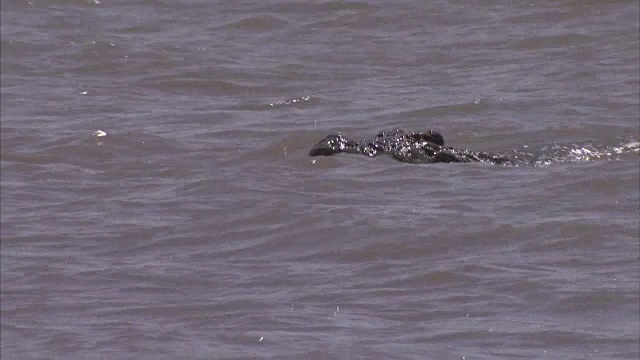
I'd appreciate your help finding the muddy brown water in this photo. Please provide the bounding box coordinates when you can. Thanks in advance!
[1,1,639,359]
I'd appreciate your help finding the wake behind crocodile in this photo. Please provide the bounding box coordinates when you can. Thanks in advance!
[309,129,640,166]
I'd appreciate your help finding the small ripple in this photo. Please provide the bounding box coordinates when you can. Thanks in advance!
[268,95,312,107]
[229,95,317,111]
[216,15,288,32]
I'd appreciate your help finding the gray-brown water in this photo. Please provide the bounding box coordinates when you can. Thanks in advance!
[1,1,639,359]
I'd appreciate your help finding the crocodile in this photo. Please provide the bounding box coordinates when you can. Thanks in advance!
[309,129,517,165]
[309,129,640,165]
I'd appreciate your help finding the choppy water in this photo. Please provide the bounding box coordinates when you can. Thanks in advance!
[1,1,639,359]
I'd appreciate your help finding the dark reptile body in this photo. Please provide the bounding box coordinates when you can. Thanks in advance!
[309,129,515,165]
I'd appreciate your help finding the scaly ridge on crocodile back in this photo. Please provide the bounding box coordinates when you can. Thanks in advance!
[309,129,516,165]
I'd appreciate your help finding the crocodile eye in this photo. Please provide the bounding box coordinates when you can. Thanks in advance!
[428,130,445,146]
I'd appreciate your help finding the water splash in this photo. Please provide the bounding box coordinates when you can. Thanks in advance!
[526,140,640,166]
